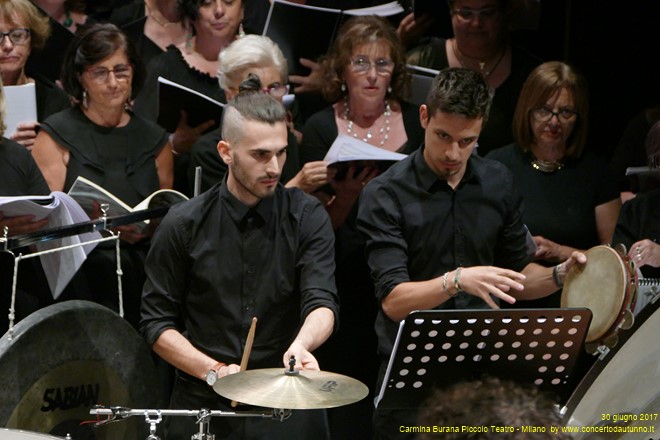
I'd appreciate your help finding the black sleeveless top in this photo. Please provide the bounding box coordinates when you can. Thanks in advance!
[40,107,168,206]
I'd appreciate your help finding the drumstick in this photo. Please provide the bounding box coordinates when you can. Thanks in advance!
[231,317,257,408]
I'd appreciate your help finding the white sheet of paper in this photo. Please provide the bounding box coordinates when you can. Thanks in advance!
[323,134,407,164]
[3,83,37,137]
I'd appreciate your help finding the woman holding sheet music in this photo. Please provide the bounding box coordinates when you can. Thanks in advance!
[0,0,70,149]
[301,15,423,229]
[299,15,423,440]
[32,23,173,243]
[0,76,49,230]
[31,24,174,328]
[134,0,243,153]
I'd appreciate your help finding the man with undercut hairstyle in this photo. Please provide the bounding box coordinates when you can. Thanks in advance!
[141,92,339,440]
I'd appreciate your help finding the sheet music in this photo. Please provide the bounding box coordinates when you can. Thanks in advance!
[323,134,407,164]
[0,192,100,299]
[3,83,37,138]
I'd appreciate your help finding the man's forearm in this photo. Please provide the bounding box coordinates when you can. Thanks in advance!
[152,328,223,381]
[291,307,335,352]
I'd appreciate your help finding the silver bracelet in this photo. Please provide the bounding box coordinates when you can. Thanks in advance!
[442,272,456,297]
[552,264,563,288]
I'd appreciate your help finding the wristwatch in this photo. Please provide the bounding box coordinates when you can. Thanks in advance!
[205,362,225,386]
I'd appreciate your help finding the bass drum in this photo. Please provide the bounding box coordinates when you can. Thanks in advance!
[0,300,163,439]
[562,299,659,438]
[0,428,64,438]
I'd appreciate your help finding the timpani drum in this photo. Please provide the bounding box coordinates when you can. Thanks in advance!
[562,245,637,349]
[562,300,659,438]
[0,300,162,439]
[0,428,64,439]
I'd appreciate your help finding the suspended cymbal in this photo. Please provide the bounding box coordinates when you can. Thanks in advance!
[213,369,369,410]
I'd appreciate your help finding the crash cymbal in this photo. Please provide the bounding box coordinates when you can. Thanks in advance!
[213,368,369,410]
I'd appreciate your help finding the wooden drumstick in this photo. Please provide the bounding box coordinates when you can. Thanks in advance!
[231,317,257,408]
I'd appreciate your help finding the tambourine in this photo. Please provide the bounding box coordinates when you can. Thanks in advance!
[561,245,637,351]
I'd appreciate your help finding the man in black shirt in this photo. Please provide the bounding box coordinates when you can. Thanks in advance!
[140,93,339,439]
[357,68,586,439]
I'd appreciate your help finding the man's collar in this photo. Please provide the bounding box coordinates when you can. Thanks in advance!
[414,146,481,192]
[219,178,275,224]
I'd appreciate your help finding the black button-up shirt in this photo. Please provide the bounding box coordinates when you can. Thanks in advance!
[140,180,339,369]
[357,147,532,357]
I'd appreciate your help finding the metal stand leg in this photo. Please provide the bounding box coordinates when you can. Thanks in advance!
[191,408,215,440]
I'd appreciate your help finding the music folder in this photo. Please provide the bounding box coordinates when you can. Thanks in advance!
[323,134,407,180]
[156,77,225,134]
[263,0,404,76]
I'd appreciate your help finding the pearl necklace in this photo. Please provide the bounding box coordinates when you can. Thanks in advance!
[343,98,391,146]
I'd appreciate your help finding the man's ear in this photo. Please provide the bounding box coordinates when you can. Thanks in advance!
[419,104,429,130]
[218,140,232,165]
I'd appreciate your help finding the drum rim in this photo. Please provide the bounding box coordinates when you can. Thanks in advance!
[562,245,635,342]
[561,299,658,424]
[0,427,63,438]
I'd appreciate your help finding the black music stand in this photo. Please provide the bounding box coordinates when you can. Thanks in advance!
[376,308,592,409]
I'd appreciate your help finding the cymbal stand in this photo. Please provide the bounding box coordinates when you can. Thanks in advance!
[90,406,292,440]
[191,408,213,440]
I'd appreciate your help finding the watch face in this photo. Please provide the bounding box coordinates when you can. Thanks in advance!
[206,370,218,386]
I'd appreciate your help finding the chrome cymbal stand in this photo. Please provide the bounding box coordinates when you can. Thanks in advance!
[191,408,214,440]
[90,406,290,440]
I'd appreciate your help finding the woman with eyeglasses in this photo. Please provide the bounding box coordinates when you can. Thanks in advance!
[31,23,174,327]
[189,35,332,195]
[487,61,621,307]
[302,15,423,229]
[33,23,173,236]
[407,0,541,155]
[299,15,424,440]
[0,0,70,149]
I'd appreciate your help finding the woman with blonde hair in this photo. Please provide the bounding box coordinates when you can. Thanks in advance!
[0,0,70,148]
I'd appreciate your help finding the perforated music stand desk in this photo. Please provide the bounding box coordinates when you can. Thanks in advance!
[376,308,592,409]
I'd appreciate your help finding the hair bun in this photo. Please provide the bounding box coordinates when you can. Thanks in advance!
[238,73,262,95]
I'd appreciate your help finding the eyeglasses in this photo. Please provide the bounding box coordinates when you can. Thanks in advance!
[531,107,579,123]
[261,82,288,98]
[452,7,500,21]
[0,28,31,46]
[84,64,133,83]
[349,57,394,75]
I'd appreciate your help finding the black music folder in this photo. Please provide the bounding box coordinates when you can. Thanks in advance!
[263,0,404,76]
[156,77,225,134]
